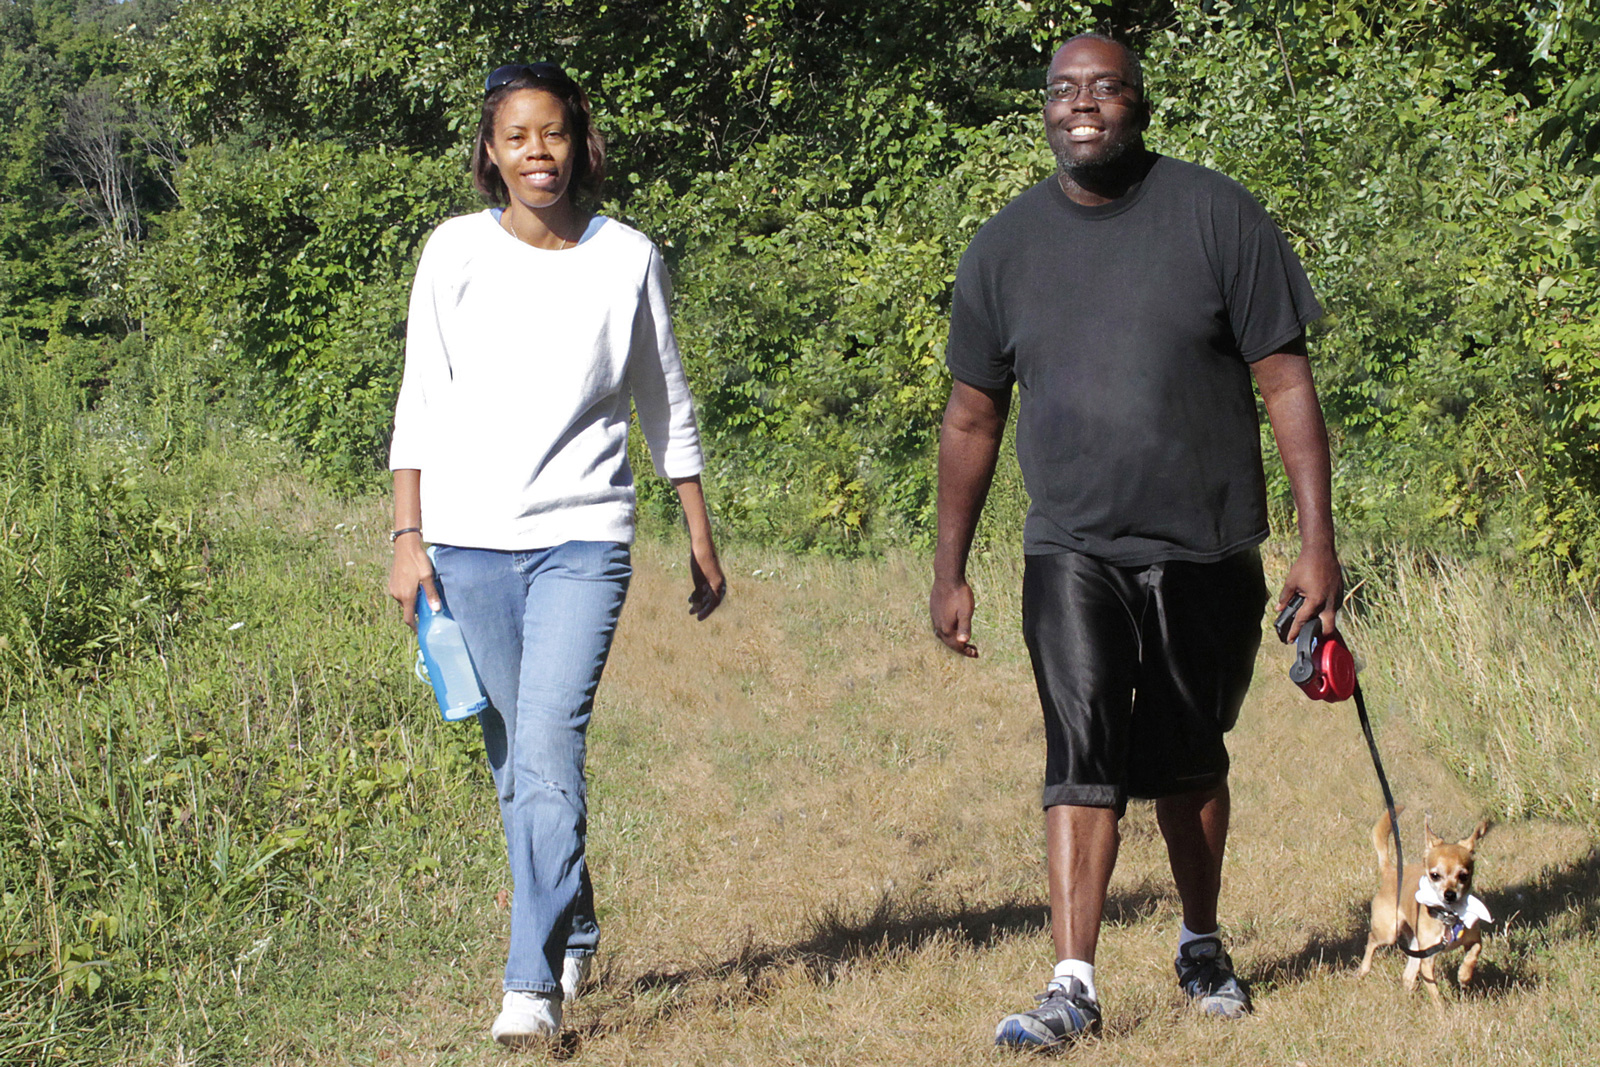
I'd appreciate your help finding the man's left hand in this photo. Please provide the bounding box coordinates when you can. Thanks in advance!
[1276,543,1342,641]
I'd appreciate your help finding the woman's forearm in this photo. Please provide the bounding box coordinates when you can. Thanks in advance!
[388,468,435,619]
[672,475,715,550]
[393,468,423,532]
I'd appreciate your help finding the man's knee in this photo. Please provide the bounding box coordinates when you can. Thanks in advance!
[1153,779,1230,818]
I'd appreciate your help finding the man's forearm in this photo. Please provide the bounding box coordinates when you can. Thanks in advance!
[935,431,1001,580]
[1252,345,1342,632]
[1252,348,1334,551]
[1274,395,1333,550]
[934,382,1011,582]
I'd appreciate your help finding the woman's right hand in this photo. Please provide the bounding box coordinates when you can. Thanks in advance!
[387,532,440,629]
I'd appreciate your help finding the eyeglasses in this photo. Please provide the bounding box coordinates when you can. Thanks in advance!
[1042,78,1134,104]
[485,62,577,96]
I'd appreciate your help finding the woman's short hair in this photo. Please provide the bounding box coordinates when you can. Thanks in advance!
[471,64,606,206]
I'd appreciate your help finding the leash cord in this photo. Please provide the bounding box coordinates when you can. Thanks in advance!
[1352,679,1450,960]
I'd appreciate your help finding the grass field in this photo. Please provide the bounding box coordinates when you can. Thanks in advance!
[5,430,1599,1064]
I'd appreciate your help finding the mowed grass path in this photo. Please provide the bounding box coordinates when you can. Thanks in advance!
[264,535,1597,1066]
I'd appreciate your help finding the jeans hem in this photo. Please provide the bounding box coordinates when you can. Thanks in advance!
[504,981,561,995]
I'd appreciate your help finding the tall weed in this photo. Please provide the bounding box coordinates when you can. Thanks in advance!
[1344,550,1600,828]
[1,461,493,1064]
[0,338,209,681]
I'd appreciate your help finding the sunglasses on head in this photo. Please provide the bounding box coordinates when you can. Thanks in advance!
[484,62,576,95]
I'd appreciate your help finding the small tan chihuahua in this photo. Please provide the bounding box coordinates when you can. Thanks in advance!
[1357,807,1492,1001]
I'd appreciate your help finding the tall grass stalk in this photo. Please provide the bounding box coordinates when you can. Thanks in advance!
[1343,550,1600,828]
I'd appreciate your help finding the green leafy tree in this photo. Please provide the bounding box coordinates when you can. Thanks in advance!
[104,0,1600,568]
[0,0,179,341]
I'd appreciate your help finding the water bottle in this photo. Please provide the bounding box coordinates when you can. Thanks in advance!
[414,585,488,722]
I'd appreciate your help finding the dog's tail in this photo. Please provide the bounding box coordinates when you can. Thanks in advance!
[1371,804,1405,867]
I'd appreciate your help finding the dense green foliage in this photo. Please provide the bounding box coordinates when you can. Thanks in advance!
[0,335,208,676]
[5,0,1600,566]
[0,0,179,339]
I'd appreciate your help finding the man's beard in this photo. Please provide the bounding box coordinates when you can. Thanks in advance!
[1052,135,1139,184]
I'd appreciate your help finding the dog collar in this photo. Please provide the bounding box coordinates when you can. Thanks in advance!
[1425,906,1467,945]
[1415,875,1492,928]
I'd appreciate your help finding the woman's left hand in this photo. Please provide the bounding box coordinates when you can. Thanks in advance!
[688,540,726,621]
[673,475,726,621]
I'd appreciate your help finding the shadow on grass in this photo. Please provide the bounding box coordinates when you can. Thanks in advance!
[1247,901,1372,986]
[1482,845,1600,933]
[631,893,1052,995]
[565,846,1598,1045]
[1248,845,1600,999]
[568,881,1171,1037]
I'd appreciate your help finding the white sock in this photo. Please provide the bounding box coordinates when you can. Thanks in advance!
[1178,922,1220,958]
[1051,958,1097,1002]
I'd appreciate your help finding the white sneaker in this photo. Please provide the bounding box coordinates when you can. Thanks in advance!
[490,990,561,1046]
[561,954,592,1002]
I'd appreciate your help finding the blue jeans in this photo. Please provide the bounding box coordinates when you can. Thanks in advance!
[432,541,632,995]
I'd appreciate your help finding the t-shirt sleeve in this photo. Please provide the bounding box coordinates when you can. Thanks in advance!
[627,246,705,479]
[944,241,1016,390]
[1228,213,1324,363]
[389,230,445,472]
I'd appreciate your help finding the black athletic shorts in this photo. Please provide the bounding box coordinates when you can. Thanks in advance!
[1021,547,1267,812]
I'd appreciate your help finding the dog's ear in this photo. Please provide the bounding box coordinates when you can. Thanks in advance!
[1462,818,1491,849]
[1424,812,1444,849]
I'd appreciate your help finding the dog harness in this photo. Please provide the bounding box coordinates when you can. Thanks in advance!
[1414,877,1491,948]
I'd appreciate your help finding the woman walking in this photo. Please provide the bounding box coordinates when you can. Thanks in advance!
[387,62,726,1046]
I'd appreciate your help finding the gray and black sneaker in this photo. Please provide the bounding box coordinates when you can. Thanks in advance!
[994,977,1102,1048]
[1175,936,1252,1018]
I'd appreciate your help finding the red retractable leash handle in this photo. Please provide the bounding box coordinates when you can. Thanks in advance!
[1273,596,1356,701]
[1274,595,1448,959]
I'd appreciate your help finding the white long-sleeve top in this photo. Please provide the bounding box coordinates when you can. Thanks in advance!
[389,211,704,549]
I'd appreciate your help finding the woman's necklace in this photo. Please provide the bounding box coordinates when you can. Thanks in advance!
[505,211,571,250]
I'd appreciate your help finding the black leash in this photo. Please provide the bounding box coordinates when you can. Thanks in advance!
[1350,679,1402,907]
[1278,597,1454,960]
[1351,679,1455,960]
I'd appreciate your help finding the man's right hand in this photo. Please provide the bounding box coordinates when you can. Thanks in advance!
[930,576,979,657]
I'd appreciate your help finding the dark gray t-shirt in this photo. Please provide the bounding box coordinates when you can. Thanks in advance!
[946,154,1322,565]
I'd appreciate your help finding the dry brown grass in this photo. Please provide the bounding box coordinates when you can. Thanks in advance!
[247,535,1600,1066]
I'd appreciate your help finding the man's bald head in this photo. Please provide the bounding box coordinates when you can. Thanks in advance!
[1053,33,1144,99]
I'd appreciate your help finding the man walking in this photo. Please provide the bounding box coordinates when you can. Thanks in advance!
[930,33,1342,1048]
